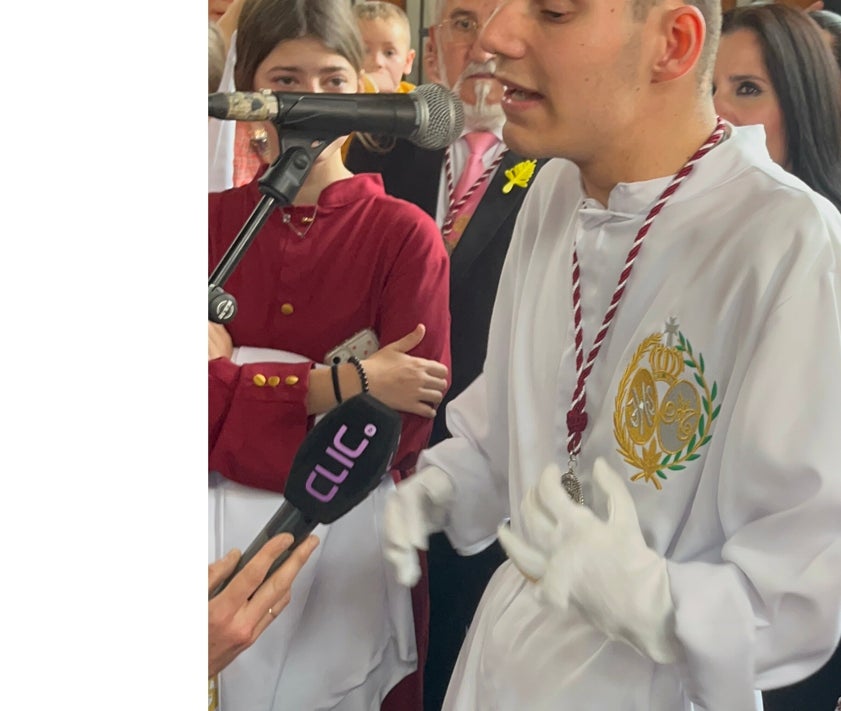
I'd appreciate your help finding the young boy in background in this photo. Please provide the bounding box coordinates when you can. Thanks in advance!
[354,1,416,93]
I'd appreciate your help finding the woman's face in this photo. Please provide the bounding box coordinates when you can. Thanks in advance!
[713,29,788,167]
[252,36,362,162]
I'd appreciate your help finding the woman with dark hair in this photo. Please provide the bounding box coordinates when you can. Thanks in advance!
[713,2,841,210]
[208,0,451,708]
[812,9,841,74]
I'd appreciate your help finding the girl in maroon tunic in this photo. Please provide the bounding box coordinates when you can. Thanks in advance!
[208,0,450,708]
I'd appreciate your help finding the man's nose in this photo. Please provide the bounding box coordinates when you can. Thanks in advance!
[481,0,524,59]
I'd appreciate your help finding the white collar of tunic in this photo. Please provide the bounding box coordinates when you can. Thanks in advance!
[575,123,775,229]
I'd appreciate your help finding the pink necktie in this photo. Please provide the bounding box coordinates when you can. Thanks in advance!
[444,131,499,250]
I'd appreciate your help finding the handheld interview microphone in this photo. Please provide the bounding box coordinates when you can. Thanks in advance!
[210,393,401,599]
[208,82,465,150]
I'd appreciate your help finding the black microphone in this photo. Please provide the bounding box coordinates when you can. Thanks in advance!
[208,82,465,150]
[209,393,401,599]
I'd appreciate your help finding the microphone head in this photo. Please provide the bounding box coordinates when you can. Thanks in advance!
[283,393,401,523]
[411,83,465,150]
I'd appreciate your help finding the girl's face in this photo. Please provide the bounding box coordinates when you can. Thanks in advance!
[253,36,361,95]
[253,36,362,162]
[713,29,787,168]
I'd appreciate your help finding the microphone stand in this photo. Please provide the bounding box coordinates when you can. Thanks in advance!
[208,132,335,323]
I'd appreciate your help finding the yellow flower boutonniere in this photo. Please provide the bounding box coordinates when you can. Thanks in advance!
[502,159,538,194]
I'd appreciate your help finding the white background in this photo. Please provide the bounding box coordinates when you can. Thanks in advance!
[1,3,206,707]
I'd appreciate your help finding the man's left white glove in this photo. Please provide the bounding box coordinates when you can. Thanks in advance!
[498,457,680,664]
[383,466,455,587]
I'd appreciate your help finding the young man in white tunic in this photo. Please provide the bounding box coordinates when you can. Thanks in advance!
[382,0,841,706]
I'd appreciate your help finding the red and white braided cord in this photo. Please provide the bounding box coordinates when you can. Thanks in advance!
[566,118,727,459]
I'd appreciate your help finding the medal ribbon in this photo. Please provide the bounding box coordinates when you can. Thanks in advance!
[565,118,726,487]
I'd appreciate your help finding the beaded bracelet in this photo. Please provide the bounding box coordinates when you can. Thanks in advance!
[348,356,369,394]
[330,364,343,404]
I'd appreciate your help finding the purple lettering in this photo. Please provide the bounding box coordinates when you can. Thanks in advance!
[313,462,350,485]
[332,424,370,458]
[305,471,338,502]
[326,445,355,469]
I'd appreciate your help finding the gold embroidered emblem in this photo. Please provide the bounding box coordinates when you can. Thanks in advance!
[613,318,720,490]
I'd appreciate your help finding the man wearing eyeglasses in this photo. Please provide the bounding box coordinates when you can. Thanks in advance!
[346,2,545,708]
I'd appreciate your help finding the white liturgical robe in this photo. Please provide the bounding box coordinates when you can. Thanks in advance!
[419,124,841,711]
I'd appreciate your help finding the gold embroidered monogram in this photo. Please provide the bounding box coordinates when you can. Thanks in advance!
[613,318,720,490]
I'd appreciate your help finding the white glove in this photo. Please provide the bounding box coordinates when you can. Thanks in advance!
[383,466,455,587]
[498,457,680,664]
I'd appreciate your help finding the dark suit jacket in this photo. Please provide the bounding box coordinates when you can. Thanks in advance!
[346,137,547,445]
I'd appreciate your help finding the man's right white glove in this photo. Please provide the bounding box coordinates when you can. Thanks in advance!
[383,466,455,586]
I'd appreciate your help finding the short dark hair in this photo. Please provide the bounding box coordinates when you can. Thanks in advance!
[722,3,841,209]
[234,0,363,91]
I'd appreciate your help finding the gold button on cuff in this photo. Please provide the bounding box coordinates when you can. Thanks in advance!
[252,374,267,387]
[267,376,281,387]
[284,375,300,386]
[280,303,294,315]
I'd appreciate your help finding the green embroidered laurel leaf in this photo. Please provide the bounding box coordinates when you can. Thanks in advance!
[668,464,686,471]
[704,398,711,417]
[694,372,704,388]
[661,454,672,465]
[700,435,711,447]
[687,435,696,451]
[684,359,694,368]
[657,470,667,479]
[687,453,700,461]
[711,404,721,420]
[711,382,718,401]
[699,353,705,373]
[698,414,706,436]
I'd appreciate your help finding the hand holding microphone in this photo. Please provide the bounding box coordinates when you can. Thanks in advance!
[208,532,319,677]
[210,392,402,599]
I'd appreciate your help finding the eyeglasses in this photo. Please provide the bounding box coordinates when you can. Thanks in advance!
[436,16,481,45]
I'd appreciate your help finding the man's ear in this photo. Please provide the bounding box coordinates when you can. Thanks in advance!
[424,32,442,83]
[651,5,706,83]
